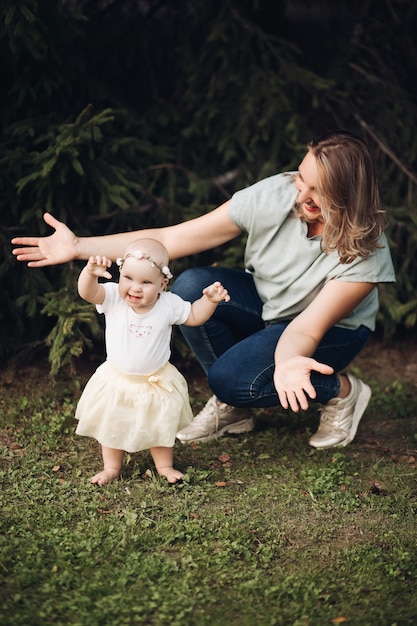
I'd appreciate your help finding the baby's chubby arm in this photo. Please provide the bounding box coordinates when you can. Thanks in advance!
[78,255,112,305]
[185,281,230,326]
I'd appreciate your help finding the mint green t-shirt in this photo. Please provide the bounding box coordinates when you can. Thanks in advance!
[229,172,396,331]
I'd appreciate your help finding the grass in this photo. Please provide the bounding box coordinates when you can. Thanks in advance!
[1,356,417,626]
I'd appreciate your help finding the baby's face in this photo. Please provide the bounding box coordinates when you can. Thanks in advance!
[118,256,167,313]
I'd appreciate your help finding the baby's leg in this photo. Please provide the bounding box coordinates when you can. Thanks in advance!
[150,446,183,483]
[91,446,124,485]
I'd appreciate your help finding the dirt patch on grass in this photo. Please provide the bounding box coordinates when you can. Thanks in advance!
[352,334,417,460]
[354,334,417,386]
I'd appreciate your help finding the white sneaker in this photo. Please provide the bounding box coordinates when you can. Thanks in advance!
[177,395,254,443]
[309,373,371,449]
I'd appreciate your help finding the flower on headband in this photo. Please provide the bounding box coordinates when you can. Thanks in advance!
[116,250,173,279]
[161,266,173,279]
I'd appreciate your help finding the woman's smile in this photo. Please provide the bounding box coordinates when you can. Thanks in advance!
[302,202,322,218]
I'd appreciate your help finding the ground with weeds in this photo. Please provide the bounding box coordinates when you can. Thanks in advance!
[0,333,416,626]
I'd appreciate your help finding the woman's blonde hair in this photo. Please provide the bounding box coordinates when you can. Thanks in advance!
[295,131,387,264]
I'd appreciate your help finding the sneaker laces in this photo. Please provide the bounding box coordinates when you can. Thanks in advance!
[194,396,220,431]
[317,402,341,429]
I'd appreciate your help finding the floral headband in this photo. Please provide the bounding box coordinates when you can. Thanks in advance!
[116,250,173,279]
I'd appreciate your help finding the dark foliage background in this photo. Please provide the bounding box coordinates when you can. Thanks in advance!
[1,0,417,371]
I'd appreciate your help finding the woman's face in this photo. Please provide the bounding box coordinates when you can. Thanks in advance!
[295,151,324,225]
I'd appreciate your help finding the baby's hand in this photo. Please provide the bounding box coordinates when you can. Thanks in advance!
[86,255,112,279]
[203,281,230,303]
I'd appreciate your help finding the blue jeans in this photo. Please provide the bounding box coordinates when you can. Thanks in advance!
[171,267,371,408]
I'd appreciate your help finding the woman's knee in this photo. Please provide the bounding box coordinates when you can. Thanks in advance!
[171,267,219,301]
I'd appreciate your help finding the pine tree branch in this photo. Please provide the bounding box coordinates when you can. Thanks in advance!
[354,114,417,186]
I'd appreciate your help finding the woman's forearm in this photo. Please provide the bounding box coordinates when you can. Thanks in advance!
[274,328,317,366]
[12,201,241,267]
[76,229,165,261]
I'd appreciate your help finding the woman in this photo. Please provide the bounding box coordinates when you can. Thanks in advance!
[12,131,395,449]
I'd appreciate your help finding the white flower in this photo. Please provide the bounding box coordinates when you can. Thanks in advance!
[162,266,173,279]
[116,250,172,279]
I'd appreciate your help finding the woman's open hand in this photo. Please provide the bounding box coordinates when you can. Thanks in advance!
[11,212,79,267]
[274,356,334,412]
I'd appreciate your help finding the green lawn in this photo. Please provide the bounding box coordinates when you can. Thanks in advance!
[1,358,416,626]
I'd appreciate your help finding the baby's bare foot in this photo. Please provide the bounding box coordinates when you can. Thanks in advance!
[157,466,184,484]
[90,468,120,485]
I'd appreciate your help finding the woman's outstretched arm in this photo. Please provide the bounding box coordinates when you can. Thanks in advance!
[12,201,242,267]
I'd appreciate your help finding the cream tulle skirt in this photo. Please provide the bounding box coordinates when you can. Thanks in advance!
[75,361,193,452]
